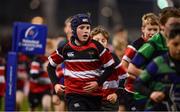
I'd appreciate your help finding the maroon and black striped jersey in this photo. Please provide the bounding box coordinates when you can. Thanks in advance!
[48,39,114,96]
[29,55,52,93]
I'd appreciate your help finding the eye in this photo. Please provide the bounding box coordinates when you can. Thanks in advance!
[102,39,106,43]
[153,28,158,32]
[173,43,179,47]
[79,26,85,29]
[86,26,90,30]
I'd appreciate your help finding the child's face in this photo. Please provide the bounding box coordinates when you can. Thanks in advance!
[167,35,180,60]
[76,24,91,42]
[142,24,160,40]
[162,17,180,37]
[93,33,107,47]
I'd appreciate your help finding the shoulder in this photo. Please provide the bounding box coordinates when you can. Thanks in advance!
[111,52,120,64]
[131,37,145,50]
[91,39,105,52]
[57,40,69,53]
[148,33,164,46]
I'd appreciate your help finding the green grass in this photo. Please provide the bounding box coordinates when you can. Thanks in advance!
[0,96,51,111]
[0,96,31,111]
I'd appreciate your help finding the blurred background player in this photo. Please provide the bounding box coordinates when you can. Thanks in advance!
[58,16,72,47]
[112,26,128,59]
[91,26,127,111]
[28,38,53,111]
[0,57,5,110]
[16,53,30,110]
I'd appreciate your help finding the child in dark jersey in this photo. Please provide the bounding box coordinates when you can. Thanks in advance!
[47,13,115,111]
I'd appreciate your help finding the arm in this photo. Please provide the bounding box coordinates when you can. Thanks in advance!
[122,45,137,69]
[47,63,59,85]
[47,46,65,94]
[134,59,165,102]
[127,42,155,77]
[128,63,143,77]
[97,65,115,85]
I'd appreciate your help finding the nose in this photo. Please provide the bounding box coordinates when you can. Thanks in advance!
[150,30,156,35]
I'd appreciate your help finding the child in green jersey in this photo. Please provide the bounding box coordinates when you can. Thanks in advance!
[127,7,180,111]
[135,22,180,111]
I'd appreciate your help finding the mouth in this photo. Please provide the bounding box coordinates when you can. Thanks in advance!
[82,34,89,39]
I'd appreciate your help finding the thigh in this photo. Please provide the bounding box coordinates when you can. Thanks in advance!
[87,96,102,111]
[101,100,119,111]
[16,90,24,103]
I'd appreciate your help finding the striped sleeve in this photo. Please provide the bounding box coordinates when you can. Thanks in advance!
[94,40,114,68]
[131,43,155,68]
[48,47,64,67]
[99,48,114,68]
[122,45,137,63]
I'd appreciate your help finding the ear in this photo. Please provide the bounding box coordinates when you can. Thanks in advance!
[160,25,165,32]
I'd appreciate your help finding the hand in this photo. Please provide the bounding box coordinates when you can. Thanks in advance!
[83,81,98,93]
[107,93,118,104]
[54,84,65,95]
[150,91,165,103]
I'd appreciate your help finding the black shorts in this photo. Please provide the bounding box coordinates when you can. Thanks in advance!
[65,93,102,111]
[28,90,51,108]
[101,100,119,111]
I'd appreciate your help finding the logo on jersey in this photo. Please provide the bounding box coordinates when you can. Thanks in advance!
[82,18,88,22]
[67,52,74,57]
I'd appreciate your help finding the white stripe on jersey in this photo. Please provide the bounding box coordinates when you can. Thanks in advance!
[65,59,99,62]
[118,73,128,80]
[30,69,39,74]
[99,49,106,57]
[115,63,122,69]
[31,61,40,66]
[30,77,51,84]
[64,68,101,78]
[0,76,5,83]
[56,50,63,58]
[122,55,131,63]
[127,45,137,52]
[48,56,57,67]
[103,59,114,68]
[0,66,5,70]
[102,80,119,89]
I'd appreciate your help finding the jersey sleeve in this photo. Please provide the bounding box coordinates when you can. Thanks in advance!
[94,40,114,68]
[135,57,160,96]
[122,45,137,63]
[131,43,155,68]
[48,46,65,67]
